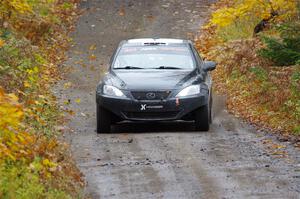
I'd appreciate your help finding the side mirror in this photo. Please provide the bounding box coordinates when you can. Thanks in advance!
[202,61,217,72]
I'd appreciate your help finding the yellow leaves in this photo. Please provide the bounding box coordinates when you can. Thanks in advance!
[0,0,32,16]
[210,7,237,27]
[38,95,46,99]
[29,157,58,179]
[0,88,60,165]
[0,131,33,161]
[42,158,57,168]
[64,98,81,105]
[262,139,288,157]
[7,93,19,103]
[64,99,70,105]
[9,0,32,13]
[24,81,31,88]
[0,0,84,195]
[0,87,23,130]
[89,44,97,51]
[63,82,72,89]
[89,54,97,61]
[64,109,75,116]
[261,12,271,20]
[209,0,298,30]
[26,66,39,74]
[75,98,81,104]
[0,39,5,48]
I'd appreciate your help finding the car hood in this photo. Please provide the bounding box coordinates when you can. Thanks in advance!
[111,70,197,90]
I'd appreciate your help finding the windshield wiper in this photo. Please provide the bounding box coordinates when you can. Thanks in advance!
[154,66,182,70]
[114,66,144,69]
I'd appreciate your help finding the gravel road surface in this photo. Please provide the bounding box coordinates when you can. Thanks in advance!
[55,0,300,198]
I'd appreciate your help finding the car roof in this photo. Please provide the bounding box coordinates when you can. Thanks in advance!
[122,38,192,46]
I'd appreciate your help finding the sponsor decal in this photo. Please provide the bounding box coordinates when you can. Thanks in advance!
[176,98,180,106]
[140,104,163,111]
[141,104,146,111]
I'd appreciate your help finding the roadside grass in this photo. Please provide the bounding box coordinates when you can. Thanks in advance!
[196,0,300,141]
[0,0,84,198]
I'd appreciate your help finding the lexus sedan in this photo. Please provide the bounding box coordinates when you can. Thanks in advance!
[96,38,216,133]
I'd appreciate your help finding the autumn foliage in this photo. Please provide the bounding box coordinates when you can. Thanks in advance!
[196,0,300,141]
[0,0,83,198]
[208,0,298,40]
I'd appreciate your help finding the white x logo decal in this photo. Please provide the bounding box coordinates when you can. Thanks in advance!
[140,104,146,111]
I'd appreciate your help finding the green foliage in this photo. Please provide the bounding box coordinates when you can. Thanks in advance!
[249,66,268,81]
[199,0,300,137]
[291,68,300,97]
[0,0,83,198]
[259,22,300,66]
[217,18,259,41]
[0,163,71,199]
[289,68,300,132]
[62,2,74,9]
[0,31,41,92]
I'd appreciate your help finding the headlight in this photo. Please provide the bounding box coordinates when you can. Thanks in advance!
[176,85,201,97]
[103,85,126,98]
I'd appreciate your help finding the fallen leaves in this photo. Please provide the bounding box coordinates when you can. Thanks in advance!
[64,99,71,105]
[119,6,125,16]
[262,139,289,158]
[80,112,87,117]
[89,54,97,61]
[162,4,170,9]
[146,15,155,21]
[89,44,97,51]
[64,109,75,116]
[0,0,84,197]
[75,98,81,104]
[0,88,23,130]
[197,27,300,140]
[64,82,72,89]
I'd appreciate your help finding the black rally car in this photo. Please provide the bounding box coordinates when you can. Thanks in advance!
[96,38,216,133]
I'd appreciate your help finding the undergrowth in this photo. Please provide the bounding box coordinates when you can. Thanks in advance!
[196,0,300,141]
[0,0,84,198]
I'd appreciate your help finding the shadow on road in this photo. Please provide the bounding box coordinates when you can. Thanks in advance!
[111,121,196,133]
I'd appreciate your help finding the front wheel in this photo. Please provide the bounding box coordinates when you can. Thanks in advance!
[96,105,111,133]
[195,104,210,131]
[209,90,213,124]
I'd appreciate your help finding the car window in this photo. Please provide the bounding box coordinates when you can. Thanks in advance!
[113,45,196,69]
[191,46,203,65]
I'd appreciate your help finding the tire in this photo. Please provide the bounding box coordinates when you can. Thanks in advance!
[209,90,213,124]
[96,105,111,133]
[195,104,210,131]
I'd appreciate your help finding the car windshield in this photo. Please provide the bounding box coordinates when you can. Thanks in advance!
[113,45,195,69]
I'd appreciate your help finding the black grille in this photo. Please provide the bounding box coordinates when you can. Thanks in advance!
[124,111,179,120]
[131,91,170,100]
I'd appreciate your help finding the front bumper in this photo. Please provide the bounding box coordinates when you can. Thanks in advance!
[96,94,208,121]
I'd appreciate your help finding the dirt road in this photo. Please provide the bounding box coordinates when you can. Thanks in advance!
[55,0,300,198]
